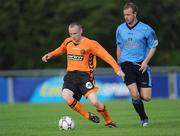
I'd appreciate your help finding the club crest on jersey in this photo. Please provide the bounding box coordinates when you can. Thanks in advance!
[80,49,86,55]
[67,54,84,61]
[128,37,133,41]
[85,82,93,89]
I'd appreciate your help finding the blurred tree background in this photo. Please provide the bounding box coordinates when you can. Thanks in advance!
[0,0,179,70]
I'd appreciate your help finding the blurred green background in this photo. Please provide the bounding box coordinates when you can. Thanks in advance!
[0,0,180,70]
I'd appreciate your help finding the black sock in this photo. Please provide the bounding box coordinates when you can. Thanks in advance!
[132,99,148,120]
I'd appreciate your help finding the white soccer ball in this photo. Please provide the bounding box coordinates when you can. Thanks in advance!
[58,116,75,130]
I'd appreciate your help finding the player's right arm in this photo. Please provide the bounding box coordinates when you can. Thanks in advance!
[116,47,121,62]
[116,26,123,64]
[42,39,68,62]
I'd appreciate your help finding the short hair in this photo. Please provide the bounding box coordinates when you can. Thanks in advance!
[123,2,138,13]
[69,22,82,30]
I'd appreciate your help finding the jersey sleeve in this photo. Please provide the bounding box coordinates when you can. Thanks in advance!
[145,26,158,48]
[90,40,120,74]
[48,39,67,58]
[116,27,123,49]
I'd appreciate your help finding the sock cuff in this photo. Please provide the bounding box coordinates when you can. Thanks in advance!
[97,105,106,112]
[132,99,142,104]
[68,98,77,108]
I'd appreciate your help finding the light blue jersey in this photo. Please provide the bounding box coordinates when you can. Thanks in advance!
[116,21,158,64]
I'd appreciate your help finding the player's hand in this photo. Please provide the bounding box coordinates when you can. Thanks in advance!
[139,61,148,73]
[42,54,50,62]
[117,70,125,80]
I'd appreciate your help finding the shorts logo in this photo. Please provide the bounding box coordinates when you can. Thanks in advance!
[85,82,93,89]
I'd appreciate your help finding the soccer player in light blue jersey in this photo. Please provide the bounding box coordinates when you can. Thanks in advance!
[116,2,158,127]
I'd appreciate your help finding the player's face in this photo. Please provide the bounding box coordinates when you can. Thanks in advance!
[68,25,82,43]
[123,8,137,26]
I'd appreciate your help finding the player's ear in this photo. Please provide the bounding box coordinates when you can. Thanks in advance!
[134,12,137,17]
[80,29,83,34]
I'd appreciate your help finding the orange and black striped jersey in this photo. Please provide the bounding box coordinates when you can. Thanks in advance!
[48,37,120,74]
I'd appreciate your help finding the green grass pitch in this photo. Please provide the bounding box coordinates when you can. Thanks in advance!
[0,99,180,136]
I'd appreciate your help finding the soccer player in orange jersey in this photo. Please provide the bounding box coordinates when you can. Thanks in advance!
[42,22,125,128]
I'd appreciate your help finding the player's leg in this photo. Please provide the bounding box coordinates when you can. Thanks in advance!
[83,72,114,126]
[140,88,151,102]
[138,67,152,126]
[61,88,90,120]
[139,67,152,102]
[121,62,148,126]
[138,88,151,127]
[127,83,149,126]
[62,72,92,121]
[87,92,116,127]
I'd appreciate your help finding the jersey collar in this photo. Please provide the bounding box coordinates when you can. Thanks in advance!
[126,21,139,30]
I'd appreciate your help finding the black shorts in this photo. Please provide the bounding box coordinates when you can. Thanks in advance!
[120,61,152,88]
[62,71,97,101]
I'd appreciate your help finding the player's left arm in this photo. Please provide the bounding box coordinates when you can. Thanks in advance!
[140,47,156,72]
[140,26,158,73]
[90,41,125,77]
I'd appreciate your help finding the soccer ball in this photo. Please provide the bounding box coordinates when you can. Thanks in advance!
[58,116,75,130]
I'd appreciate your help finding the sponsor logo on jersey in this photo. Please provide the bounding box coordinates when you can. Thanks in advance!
[122,42,140,46]
[67,54,84,61]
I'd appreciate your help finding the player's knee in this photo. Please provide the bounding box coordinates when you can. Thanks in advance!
[90,99,98,106]
[131,94,140,100]
[61,89,73,102]
[142,96,151,102]
[89,99,99,107]
[61,93,69,102]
